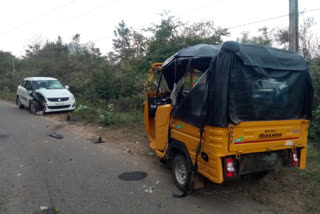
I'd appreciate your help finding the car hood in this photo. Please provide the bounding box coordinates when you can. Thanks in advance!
[36,89,72,98]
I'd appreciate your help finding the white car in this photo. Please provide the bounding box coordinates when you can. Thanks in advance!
[16,77,76,114]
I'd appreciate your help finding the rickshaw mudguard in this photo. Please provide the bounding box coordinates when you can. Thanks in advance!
[149,104,172,153]
[144,99,150,136]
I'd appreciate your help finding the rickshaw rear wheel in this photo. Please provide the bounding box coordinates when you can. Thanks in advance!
[172,154,191,192]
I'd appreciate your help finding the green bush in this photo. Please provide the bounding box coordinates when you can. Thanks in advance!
[97,104,114,125]
[310,105,320,140]
[74,104,90,113]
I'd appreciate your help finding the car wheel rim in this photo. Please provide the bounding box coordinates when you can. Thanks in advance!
[175,161,187,185]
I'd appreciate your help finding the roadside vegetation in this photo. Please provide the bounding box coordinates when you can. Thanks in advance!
[0,13,319,212]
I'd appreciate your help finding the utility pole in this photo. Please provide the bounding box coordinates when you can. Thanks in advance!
[289,0,299,52]
[12,56,16,83]
[12,56,15,77]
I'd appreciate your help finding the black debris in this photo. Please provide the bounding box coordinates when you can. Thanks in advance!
[118,171,148,181]
[48,132,64,139]
[42,208,59,214]
[66,113,79,123]
[92,136,103,144]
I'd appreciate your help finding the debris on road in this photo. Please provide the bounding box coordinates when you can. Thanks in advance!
[124,149,131,154]
[143,185,156,193]
[146,152,155,155]
[48,132,64,139]
[118,171,148,181]
[37,206,60,214]
[91,136,103,144]
[36,111,44,116]
[40,206,48,211]
[17,173,22,176]
[66,113,79,123]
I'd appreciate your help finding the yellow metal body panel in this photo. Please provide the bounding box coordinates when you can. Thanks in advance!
[171,119,228,183]
[168,119,309,184]
[149,104,172,152]
[230,120,309,152]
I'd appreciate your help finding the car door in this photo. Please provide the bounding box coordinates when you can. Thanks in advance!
[17,81,27,105]
[19,81,33,106]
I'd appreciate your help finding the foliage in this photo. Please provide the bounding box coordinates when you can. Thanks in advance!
[97,104,114,125]
[74,104,90,113]
[0,14,319,129]
[237,27,274,46]
[309,105,320,140]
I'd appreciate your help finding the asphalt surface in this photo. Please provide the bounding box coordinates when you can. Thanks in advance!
[0,100,268,214]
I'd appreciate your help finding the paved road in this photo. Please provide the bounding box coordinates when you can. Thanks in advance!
[0,100,268,214]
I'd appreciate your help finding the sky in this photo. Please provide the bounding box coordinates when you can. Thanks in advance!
[0,0,319,57]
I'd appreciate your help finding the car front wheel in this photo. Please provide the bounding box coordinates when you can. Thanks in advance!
[29,101,38,115]
[16,96,24,109]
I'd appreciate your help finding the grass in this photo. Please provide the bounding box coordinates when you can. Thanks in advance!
[300,143,320,196]
[0,89,144,127]
[71,97,144,127]
[0,88,16,102]
[245,142,320,213]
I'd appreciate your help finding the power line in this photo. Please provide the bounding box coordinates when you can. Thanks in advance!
[2,0,77,35]
[61,0,118,24]
[226,7,320,30]
[92,7,320,49]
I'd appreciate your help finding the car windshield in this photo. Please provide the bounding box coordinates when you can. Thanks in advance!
[33,80,64,90]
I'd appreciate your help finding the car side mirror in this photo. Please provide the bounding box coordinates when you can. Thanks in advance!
[65,85,69,89]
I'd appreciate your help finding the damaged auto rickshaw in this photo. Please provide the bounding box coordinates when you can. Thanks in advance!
[144,41,313,192]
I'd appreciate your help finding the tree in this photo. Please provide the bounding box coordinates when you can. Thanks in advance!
[142,14,229,71]
[237,27,274,46]
[274,17,319,60]
[111,20,134,62]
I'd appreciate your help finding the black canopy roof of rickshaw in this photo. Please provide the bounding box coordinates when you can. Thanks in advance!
[161,41,308,90]
[165,41,312,128]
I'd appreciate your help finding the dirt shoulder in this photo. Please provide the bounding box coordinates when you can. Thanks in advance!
[43,112,155,160]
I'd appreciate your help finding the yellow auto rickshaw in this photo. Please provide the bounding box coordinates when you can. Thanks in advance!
[144,41,313,193]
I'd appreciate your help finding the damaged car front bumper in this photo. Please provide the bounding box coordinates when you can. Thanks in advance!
[44,97,76,112]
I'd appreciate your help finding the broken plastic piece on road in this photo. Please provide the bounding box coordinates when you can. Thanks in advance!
[143,185,156,193]
[39,206,60,213]
[40,206,48,211]
[147,152,155,155]
[92,136,103,144]
[48,132,64,139]
[118,171,148,181]
[124,149,131,153]
[18,173,22,176]
[36,111,44,116]
[67,113,79,123]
